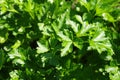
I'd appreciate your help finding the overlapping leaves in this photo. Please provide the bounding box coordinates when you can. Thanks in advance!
[0,0,120,80]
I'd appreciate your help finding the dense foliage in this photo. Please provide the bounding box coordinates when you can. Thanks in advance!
[0,0,120,80]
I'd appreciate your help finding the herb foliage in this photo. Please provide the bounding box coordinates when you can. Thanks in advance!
[0,0,120,80]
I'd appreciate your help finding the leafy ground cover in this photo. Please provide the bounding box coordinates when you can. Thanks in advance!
[0,0,120,80]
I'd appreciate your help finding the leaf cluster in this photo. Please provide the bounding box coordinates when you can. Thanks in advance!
[0,0,120,80]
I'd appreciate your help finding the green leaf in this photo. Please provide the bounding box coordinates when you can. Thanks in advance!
[24,0,35,19]
[58,31,71,41]
[75,15,83,24]
[9,70,19,80]
[0,36,6,44]
[36,41,49,54]
[48,0,54,4]
[110,71,120,80]
[0,32,8,44]
[52,22,59,34]
[8,48,26,65]
[105,66,118,73]
[73,38,83,50]
[89,30,114,59]
[82,13,93,22]
[38,23,44,31]
[52,11,67,34]
[102,13,115,22]
[61,41,72,57]
[24,0,34,12]
[77,22,95,37]
[11,40,21,49]
[13,59,25,65]
[79,0,90,12]
[92,31,107,42]
[95,7,105,16]
[66,20,78,33]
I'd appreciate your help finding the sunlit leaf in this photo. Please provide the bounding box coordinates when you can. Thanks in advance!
[61,41,72,57]
[102,13,115,22]
[36,41,49,54]
[77,22,95,37]
[79,0,90,12]
[92,31,107,42]
[66,19,78,33]
[105,66,118,73]
[57,31,71,41]
[75,15,83,24]
[13,59,25,65]
[89,30,114,58]
[11,40,21,49]
[0,36,6,44]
